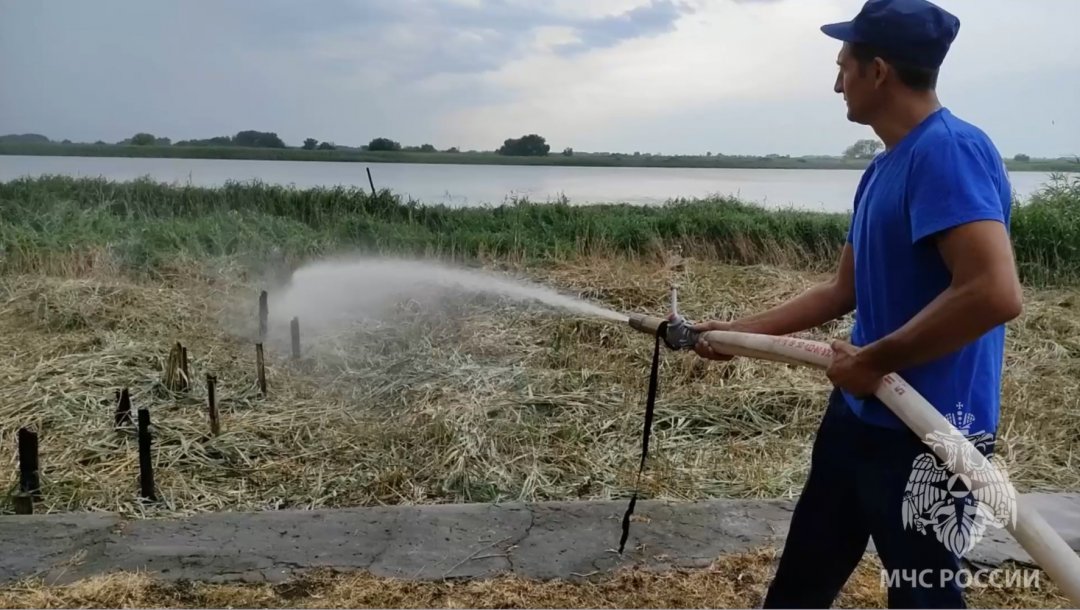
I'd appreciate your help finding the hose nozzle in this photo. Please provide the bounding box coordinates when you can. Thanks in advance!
[627,313,700,350]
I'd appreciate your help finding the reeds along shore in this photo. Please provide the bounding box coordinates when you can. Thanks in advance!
[1,173,1078,284]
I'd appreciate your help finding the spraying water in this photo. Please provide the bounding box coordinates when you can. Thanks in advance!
[266,256,627,337]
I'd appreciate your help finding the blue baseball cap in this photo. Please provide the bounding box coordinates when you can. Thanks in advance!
[821,0,960,70]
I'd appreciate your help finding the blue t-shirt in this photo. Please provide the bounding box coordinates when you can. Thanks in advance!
[842,107,1012,436]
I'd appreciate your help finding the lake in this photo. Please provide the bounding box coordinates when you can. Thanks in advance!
[0,154,1066,213]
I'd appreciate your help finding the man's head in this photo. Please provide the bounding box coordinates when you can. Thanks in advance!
[822,0,960,124]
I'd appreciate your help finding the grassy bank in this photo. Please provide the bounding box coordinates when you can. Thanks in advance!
[0,175,1078,519]
[4,142,1078,172]
[1,174,1079,285]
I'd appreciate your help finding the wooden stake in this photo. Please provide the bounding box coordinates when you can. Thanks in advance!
[258,290,268,342]
[290,317,301,360]
[137,408,156,501]
[163,342,189,392]
[12,493,32,515]
[18,427,40,499]
[115,387,132,428]
[256,343,267,396]
[367,167,376,197]
[207,374,220,436]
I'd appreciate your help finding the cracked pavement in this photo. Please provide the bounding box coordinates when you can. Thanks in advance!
[1,494,1078,586]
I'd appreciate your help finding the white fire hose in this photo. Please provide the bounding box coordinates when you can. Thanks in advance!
[697,328,1080,604]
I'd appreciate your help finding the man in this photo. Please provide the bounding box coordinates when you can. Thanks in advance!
[692,0,1023,607]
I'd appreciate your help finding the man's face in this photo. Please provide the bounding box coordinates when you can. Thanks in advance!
[834,43,882,124]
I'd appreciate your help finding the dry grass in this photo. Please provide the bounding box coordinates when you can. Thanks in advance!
[0,548,1070,609]
[1,251,1078,518]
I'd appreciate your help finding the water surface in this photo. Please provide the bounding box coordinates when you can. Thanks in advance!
[0,154,1064,213]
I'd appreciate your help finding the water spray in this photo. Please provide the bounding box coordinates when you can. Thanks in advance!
[620,288,1080,605]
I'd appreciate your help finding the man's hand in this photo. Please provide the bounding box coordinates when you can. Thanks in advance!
[689,320,738,361]
[826,340,887,398]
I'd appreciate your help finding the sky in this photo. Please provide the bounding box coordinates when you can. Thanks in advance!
[1,0,1077,158]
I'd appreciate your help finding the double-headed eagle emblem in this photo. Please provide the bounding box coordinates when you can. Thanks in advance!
[902,407,1016,557]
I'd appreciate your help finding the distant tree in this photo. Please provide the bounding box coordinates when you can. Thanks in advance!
[303,138,318,150]
[562,147,573,156]
[61,139,72,145]
[843,139,883,159]
[94,140,106,146]
[175,135,233,146]
[1014,153,1031,162]
[317,141,336,150]
[445,146,460,153]
[497,134,550,156]
[419,143,436,152]
[368,137,402,152]
[0,133,51,145]
[130,132,156,146]
[233,130,285,148]
[154,137,171,146]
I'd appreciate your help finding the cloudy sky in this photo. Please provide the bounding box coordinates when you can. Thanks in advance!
[1,0,1077,157]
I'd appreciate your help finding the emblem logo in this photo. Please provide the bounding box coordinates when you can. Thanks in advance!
[901,404,1016,557]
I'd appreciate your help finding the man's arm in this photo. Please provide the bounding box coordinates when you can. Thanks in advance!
[853,219,1022,375]
[731,243,856,335]
[693,244,855,359]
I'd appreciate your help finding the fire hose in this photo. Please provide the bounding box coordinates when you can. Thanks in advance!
[621,296,1080,605]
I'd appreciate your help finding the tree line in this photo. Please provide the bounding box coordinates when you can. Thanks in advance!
[0,130,563,157]
[0,131,1052,163]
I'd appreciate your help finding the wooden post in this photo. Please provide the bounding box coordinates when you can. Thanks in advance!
[163,342,189,392]
[256,343,267,396]
[290,316,301,360]
[18,427,40,499]
[115,387,132,428]
[367,167,376,197]
[258,290,268,343]
[207,374,220,436]
[137,408,156,501]
[12,493,32,515]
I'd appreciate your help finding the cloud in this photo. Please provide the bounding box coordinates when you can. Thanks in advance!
[438,0,845,148]
[556,1,693,55]
[0,0,1076,157]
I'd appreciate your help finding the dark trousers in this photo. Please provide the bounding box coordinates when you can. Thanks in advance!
[762,390,966,609]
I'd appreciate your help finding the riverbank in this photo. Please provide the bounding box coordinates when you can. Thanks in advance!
[1,173,1078,518]
[1,175,1077,609]
[3,142,1077,172]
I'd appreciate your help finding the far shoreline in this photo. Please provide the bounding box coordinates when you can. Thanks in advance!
[2,143,1076,173]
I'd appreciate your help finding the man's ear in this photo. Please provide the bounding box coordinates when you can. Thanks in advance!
[872,57,889,88]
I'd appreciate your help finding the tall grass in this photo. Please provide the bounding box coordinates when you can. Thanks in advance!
[1011,173,1080,285]
[1,173,1077,284]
